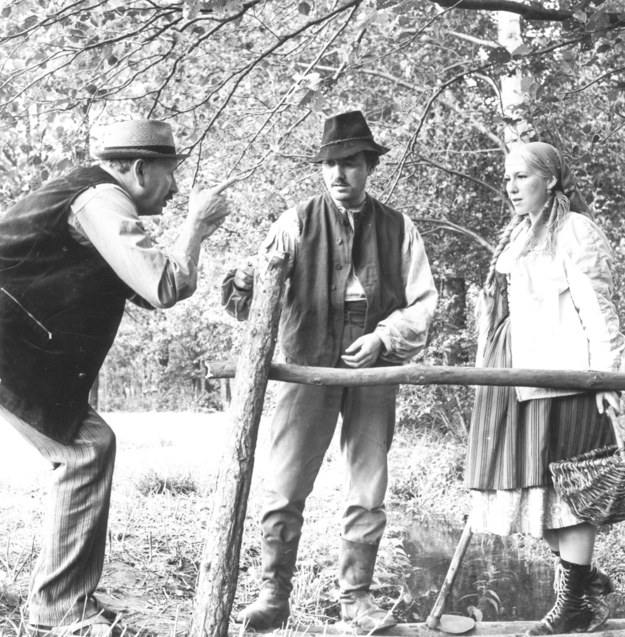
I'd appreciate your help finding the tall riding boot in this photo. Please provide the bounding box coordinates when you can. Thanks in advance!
[236,537,299,629]
[339,538,397,634]
[526,559,593,636]
[553,560,612,632]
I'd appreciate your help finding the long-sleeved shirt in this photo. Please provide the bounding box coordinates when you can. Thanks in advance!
[223,202,438,363]
[68,182,198,309]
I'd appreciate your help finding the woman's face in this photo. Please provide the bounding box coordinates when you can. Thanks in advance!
[504,151,554,219]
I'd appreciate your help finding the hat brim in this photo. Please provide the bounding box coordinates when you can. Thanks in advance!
[308,139,389,163]
[92,148,188,160]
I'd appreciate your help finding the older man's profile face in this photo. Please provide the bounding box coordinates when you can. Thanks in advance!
[321,152,370,209]
[134,158,179,216]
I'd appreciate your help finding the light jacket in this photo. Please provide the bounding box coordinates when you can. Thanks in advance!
[496,211,624,401]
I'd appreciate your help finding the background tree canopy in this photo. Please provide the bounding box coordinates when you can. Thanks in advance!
[1,0,624,425]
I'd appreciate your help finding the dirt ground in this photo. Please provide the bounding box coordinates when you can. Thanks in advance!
[0,409,358,636]
[0,411,241,636]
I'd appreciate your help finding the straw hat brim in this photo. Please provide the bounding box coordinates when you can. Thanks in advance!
[92,148,188,160]
[308,139,389,163]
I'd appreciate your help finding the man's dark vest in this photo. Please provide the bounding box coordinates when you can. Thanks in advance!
[280,192,405,367]
[0,166,133,443]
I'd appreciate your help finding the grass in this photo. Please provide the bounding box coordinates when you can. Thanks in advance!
[1,412,625,635]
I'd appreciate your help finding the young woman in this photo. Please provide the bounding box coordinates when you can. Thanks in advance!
[467,142,624,635]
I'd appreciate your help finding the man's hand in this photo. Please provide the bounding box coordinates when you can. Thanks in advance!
[188,183,231,240]
[596,390,621,414]
[341,333,383,368]
[233,260,255,291]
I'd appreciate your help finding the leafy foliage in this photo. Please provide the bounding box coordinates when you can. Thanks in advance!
[0,0,623,418]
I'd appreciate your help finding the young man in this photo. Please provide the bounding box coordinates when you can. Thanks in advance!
[223,110,438,633]
[0,119,230,636]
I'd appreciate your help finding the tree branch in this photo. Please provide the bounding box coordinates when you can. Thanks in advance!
[226,3,361,175]
[430,0,624,24]
[414,216,495,252]
[411,154,503,198]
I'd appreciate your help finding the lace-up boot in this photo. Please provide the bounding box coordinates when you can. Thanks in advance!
[525,560,592,636]
[553,561,612,632]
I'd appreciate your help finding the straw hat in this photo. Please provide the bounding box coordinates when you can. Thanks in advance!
[92,119,188,160]
[308,110,390,163]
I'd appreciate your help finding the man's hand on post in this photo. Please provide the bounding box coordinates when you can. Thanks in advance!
[234,260,255,291]
[341,333,383,368]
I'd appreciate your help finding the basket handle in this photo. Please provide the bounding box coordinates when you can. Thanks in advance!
[608,407,625,450]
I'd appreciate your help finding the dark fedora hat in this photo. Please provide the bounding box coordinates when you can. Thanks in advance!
[92,119,188,160]
[309,110,390,163]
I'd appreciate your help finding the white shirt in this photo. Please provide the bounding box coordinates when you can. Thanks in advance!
[68,183,198,309]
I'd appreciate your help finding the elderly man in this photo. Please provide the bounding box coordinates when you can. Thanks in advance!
[223,110,437,633]
[0,119,229,636]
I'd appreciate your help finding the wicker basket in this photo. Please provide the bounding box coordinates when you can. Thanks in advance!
[550,411,625,526]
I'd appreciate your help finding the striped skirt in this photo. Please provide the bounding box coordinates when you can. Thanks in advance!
[465,317,615,536]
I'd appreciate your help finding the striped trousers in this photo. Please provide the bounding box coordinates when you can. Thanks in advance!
[1,404,116,626]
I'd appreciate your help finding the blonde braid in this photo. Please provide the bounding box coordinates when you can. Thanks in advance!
[484,214,523,289]
[545,190,570,253]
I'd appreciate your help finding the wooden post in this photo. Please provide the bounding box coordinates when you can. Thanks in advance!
[190,252,288,637]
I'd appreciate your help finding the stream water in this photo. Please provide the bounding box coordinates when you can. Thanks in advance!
[403,520,625,623]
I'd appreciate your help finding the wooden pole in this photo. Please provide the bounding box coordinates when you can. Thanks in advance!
[206,360,625,392]
[190,252,288,637]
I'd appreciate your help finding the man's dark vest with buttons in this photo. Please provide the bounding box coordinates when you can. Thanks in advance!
[0,166,133,443]
[280,192,406,367]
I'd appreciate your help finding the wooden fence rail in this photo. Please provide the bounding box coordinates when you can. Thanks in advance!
[206,360,625,392]
[194,260,625,637]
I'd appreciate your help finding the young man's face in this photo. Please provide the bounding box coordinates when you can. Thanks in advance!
[133,158,179,216]
[321,152,371,209]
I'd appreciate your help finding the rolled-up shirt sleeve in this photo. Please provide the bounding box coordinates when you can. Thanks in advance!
[69,183,198,309]
[374,214,438,363]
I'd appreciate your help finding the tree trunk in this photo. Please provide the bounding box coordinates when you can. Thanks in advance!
[189,252,288,637]
[497,10,529,142]
[219,378,232,409]
[441,276,467,365]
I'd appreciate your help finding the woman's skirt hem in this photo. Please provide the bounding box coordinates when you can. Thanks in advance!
[469,486,588,538]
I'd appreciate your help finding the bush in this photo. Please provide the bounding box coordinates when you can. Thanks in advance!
[134,469,199,497]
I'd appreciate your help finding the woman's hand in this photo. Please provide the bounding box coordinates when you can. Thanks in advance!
[595,390,621,414]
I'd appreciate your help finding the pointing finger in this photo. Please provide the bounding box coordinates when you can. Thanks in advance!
[210,176,239,195]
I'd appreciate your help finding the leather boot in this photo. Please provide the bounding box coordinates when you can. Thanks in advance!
[236,537,299,629]
[553,561,612,632]
[585,565,615,597]
[339,538,397,634]
[526,560,593,636]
